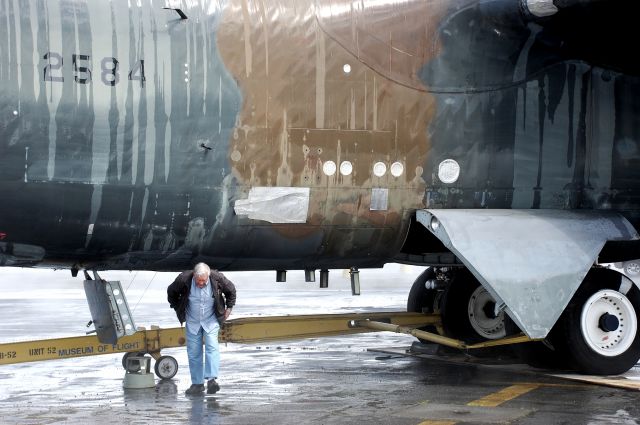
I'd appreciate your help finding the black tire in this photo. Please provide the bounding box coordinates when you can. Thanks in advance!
[554,269,640,375]
[121,351,147,370]
[504,316,569,370]
[154,355,179,380]
[407,267,438,314]
[407,268,441,340]
[440,269,505,344]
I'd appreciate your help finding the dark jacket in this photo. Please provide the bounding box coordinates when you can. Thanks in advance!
[167,270,237,325]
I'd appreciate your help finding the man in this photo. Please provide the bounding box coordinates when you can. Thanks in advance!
[167,262,236,395]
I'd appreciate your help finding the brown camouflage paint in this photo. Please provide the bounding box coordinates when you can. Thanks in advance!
[217,0,447,230]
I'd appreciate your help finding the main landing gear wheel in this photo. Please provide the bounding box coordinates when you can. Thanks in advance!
[407,268,442,339]
[154,355,179,380]
[555,270,640,375]
[440,269,506,344]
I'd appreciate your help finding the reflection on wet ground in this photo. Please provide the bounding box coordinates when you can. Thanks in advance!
[1,266,640,424]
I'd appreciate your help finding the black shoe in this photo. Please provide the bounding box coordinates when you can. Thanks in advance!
[185,384,205,395]
[207,379,220,394]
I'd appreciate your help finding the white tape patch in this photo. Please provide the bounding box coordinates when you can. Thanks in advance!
[234,187,310,223]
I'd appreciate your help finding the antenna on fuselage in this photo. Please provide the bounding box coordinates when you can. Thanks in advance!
[163,7,187,20]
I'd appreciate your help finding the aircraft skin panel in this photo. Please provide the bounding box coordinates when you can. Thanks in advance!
[1,0,640,271]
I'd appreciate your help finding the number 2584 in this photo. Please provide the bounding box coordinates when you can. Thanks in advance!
[43,52,145,87]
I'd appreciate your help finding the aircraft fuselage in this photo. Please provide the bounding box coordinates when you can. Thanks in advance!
[1,0,639,271]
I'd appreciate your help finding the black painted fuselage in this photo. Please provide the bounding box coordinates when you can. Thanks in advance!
[1,0,639,271]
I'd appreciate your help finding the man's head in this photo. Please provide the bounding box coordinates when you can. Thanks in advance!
[193,263,211,288]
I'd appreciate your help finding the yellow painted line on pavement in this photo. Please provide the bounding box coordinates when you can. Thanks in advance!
[418,421,457,425]
[518,381,585,389]
[467,383,541,407]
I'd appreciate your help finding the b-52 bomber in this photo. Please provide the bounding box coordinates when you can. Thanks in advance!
[1,0,640,375]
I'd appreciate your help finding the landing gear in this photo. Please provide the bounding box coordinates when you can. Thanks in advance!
[407,268,440,314]
[407,268,442,338]
[554,270,640,375]
[507,269,640,375]
[405,264,640,375]
[407,267,506,348]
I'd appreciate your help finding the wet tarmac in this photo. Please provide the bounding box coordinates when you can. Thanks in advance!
[1,266,640,425]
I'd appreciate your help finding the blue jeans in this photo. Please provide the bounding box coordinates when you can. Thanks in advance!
[186,323,220,385]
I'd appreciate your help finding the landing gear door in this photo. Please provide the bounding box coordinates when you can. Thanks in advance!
[83,278,136,344]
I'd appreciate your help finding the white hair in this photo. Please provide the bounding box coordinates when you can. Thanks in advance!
[193,262,211,277]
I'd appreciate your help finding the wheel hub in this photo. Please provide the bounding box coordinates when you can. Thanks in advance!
[598,312,620,332]
[482,301,497,319]
[580,290,638,357]
[467,286,506,339]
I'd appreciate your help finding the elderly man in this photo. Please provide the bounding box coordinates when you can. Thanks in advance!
[167,262,236,395]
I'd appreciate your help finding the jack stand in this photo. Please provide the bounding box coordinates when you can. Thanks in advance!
[123,355,156,389]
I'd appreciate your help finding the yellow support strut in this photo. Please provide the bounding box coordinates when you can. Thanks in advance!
[352,319,538,349]
[0,312,437,366]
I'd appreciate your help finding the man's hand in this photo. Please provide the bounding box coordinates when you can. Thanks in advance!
[224,308,232,320]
